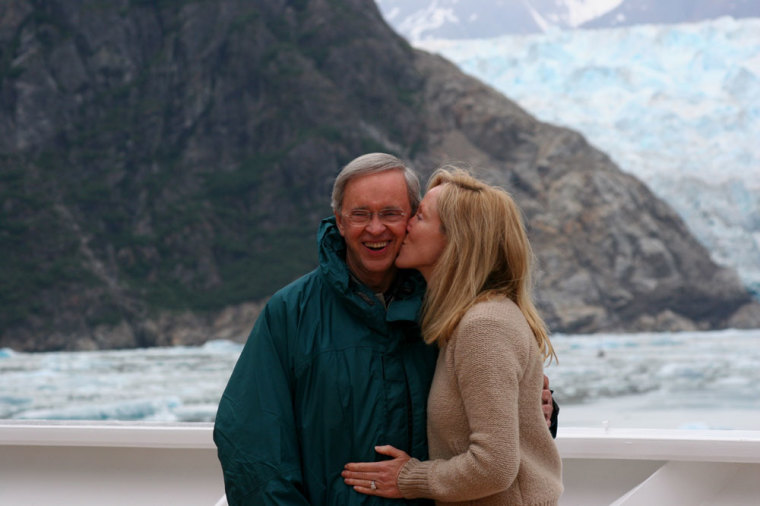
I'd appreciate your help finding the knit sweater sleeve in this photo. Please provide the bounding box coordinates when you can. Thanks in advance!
[398,302,532,501]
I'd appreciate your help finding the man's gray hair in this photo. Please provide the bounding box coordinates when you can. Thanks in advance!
[331,153,422,214]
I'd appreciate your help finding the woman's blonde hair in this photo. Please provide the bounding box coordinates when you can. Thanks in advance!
[421,167,556,363]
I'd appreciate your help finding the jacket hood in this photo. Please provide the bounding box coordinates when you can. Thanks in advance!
[316,216,426,327]
[317,216,351,294]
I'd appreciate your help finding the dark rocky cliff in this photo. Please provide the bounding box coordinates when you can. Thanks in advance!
[1,0,757,351]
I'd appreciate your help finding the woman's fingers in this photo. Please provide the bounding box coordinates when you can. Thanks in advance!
[341,469,372,481]
[342,460,406,498]
[344,461,382,472]
[374,444,405,458]
[343,446,410,498]
[342,473,381,496]
[343,473,402,498]
[342,476,374,488]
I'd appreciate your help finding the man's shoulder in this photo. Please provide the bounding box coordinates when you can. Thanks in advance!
[270,267,323,300]
[264,265,348,315]
[252,268,327,333]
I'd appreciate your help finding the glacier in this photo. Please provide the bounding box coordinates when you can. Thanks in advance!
[413,17,760,297]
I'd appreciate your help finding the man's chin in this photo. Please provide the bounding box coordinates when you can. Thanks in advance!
[358,256,398,277]
[363,259,395,275]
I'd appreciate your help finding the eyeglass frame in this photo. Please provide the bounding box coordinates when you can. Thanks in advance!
[340,208,408,226]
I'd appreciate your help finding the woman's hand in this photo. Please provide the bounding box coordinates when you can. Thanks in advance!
[342,445,411,498]
[542,374,553,428]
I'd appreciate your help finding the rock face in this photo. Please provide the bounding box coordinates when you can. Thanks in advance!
[0,0,756,351]
[412,52,757,333]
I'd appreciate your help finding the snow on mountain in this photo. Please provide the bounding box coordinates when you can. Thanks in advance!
[581,0,760,30]
[375,0,760,41]
[413,17,760,297]
[376,0,624,40]
[528,0,625,30]
[377,0,541,40]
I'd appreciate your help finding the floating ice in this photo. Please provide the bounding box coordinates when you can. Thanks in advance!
[1,331,759,429]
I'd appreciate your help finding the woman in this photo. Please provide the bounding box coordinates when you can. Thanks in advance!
[342,168,563,505]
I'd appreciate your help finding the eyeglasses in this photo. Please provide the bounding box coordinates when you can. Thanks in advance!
[342,209,407,226]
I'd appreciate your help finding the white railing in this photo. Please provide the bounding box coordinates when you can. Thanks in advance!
[557,427,760,506]
[1,421,759,506]
[0,420,222,506]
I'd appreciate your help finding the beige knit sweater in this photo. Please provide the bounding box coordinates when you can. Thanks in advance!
[397,298,563,505]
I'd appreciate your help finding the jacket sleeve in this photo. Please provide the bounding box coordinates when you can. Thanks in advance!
[213,301,309,505]
[550,395,560,439]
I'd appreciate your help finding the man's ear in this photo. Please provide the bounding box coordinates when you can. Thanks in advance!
[334,211,346,237]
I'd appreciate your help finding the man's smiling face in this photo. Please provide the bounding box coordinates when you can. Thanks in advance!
[335,169,412,293]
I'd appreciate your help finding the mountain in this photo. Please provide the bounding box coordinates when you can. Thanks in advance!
[581,0,760,29]
[1,0,757,352]
[376,0,549,39]
[414,17,760,300]
[375,0,760,41]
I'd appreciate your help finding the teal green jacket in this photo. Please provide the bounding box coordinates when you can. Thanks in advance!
[214,217,438,505]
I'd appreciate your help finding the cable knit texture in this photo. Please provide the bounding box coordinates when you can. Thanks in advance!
[397,298,563,505]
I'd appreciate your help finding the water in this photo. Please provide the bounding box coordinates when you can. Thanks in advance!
[0,340,241,422]
[1,329,759,430]
[546,328,760,430]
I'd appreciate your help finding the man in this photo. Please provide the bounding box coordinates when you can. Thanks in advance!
[214,153,557,505]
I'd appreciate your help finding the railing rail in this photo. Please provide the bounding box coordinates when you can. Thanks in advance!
[2,422,759,505]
